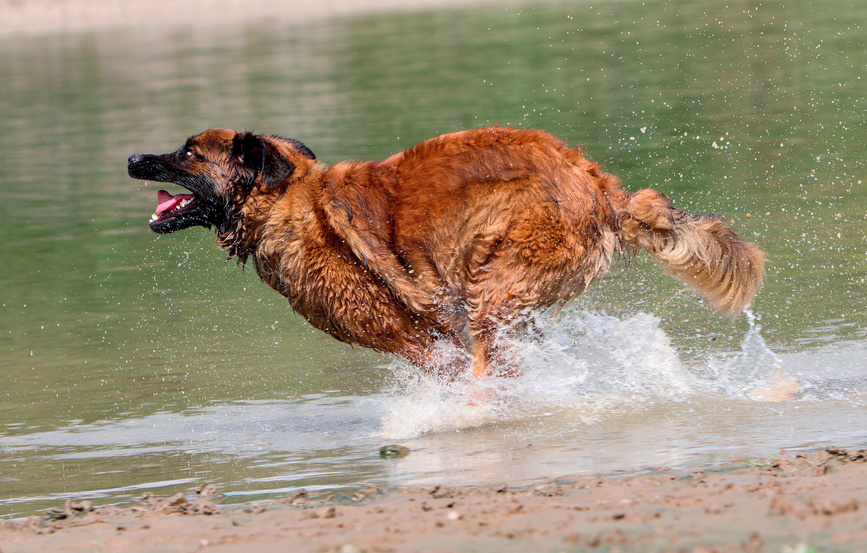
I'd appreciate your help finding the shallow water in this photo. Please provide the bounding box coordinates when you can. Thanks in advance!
[1,0,866,518]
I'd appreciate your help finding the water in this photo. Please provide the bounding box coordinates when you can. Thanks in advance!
[1,0,866,518]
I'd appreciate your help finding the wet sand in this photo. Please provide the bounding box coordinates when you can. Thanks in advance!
[2,447,866,552]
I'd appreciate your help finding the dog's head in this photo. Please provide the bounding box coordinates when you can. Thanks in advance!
[128,129,317,235]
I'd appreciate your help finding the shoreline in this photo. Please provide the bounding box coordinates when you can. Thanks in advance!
[0,0,507,37]
[2,447,866,552]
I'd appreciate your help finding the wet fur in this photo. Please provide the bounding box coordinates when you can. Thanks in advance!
[128,127,764,377]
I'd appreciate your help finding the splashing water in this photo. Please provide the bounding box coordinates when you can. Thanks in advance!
[380,308,795,439]
[707,311,800,402]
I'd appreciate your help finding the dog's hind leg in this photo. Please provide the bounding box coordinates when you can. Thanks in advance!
[470,347,489,378]
[467,313,541,378]
[469,330,496,378]
[465,310,526,379]
[462,221,571,379]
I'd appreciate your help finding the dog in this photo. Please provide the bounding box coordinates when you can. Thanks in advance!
[128,127,764,378]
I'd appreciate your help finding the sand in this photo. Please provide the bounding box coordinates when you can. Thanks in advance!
[2,447,867,552]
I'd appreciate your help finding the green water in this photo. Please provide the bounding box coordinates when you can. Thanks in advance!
[1,0,866,518]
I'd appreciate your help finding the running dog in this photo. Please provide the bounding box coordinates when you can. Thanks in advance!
[128,127,764,378]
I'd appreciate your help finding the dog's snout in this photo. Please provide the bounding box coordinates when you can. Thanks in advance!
[128,153,158,178]
[128,154,154,177]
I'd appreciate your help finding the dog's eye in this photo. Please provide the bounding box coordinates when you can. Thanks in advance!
[185,150,194,157]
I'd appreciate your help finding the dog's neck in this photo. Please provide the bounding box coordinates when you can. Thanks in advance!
[214,167,323,264]
[215,216,256,263]
[214,184,288,263]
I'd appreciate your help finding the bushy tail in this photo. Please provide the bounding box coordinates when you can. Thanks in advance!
[618,189,764,315]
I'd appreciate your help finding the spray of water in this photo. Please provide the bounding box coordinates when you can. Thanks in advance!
[379,308,795,439]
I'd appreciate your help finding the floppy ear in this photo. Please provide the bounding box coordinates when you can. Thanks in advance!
[233,132,295,188]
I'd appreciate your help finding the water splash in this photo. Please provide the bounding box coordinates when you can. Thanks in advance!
[704,310,799,401]
[723,311,785,381]
[379,308,797,439]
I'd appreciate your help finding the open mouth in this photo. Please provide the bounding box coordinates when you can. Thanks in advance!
[146,187,207,233]
[128,154,214,233]
[150,189,197,224]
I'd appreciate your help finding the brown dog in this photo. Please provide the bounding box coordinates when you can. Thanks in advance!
[128,127,763,378]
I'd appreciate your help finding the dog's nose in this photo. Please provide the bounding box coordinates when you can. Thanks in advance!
[128,154,144,166]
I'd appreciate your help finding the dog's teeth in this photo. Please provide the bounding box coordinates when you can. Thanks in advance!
[150,213,158,222]
[180,199,191,208]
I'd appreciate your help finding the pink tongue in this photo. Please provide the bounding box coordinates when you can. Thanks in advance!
[156,190,194,215]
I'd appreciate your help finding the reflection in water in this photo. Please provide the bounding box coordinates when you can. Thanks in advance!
[1,0,866,518]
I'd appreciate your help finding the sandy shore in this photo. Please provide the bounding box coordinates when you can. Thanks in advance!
[2,447,866,553]
[0,0,509,36]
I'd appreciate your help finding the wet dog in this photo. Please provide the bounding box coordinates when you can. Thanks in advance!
[128,127,764,378]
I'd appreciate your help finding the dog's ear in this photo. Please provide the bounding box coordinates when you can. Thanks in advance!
[233,132,295,188]
[287,138,317,161]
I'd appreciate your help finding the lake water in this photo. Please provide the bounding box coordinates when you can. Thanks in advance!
[1,0,866,518]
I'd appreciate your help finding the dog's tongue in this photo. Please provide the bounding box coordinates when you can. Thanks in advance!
[156,190,194,215]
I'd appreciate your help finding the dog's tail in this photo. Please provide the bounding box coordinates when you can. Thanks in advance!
[617,188,764,315]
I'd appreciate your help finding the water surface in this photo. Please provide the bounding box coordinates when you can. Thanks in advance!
[1,0,866,518]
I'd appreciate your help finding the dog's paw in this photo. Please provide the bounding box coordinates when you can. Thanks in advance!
[747,367,800,402]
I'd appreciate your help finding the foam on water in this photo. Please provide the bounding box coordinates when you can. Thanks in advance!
[379,308,795,439]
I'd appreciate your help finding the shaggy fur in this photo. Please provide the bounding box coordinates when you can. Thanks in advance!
[128,127,764,378]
